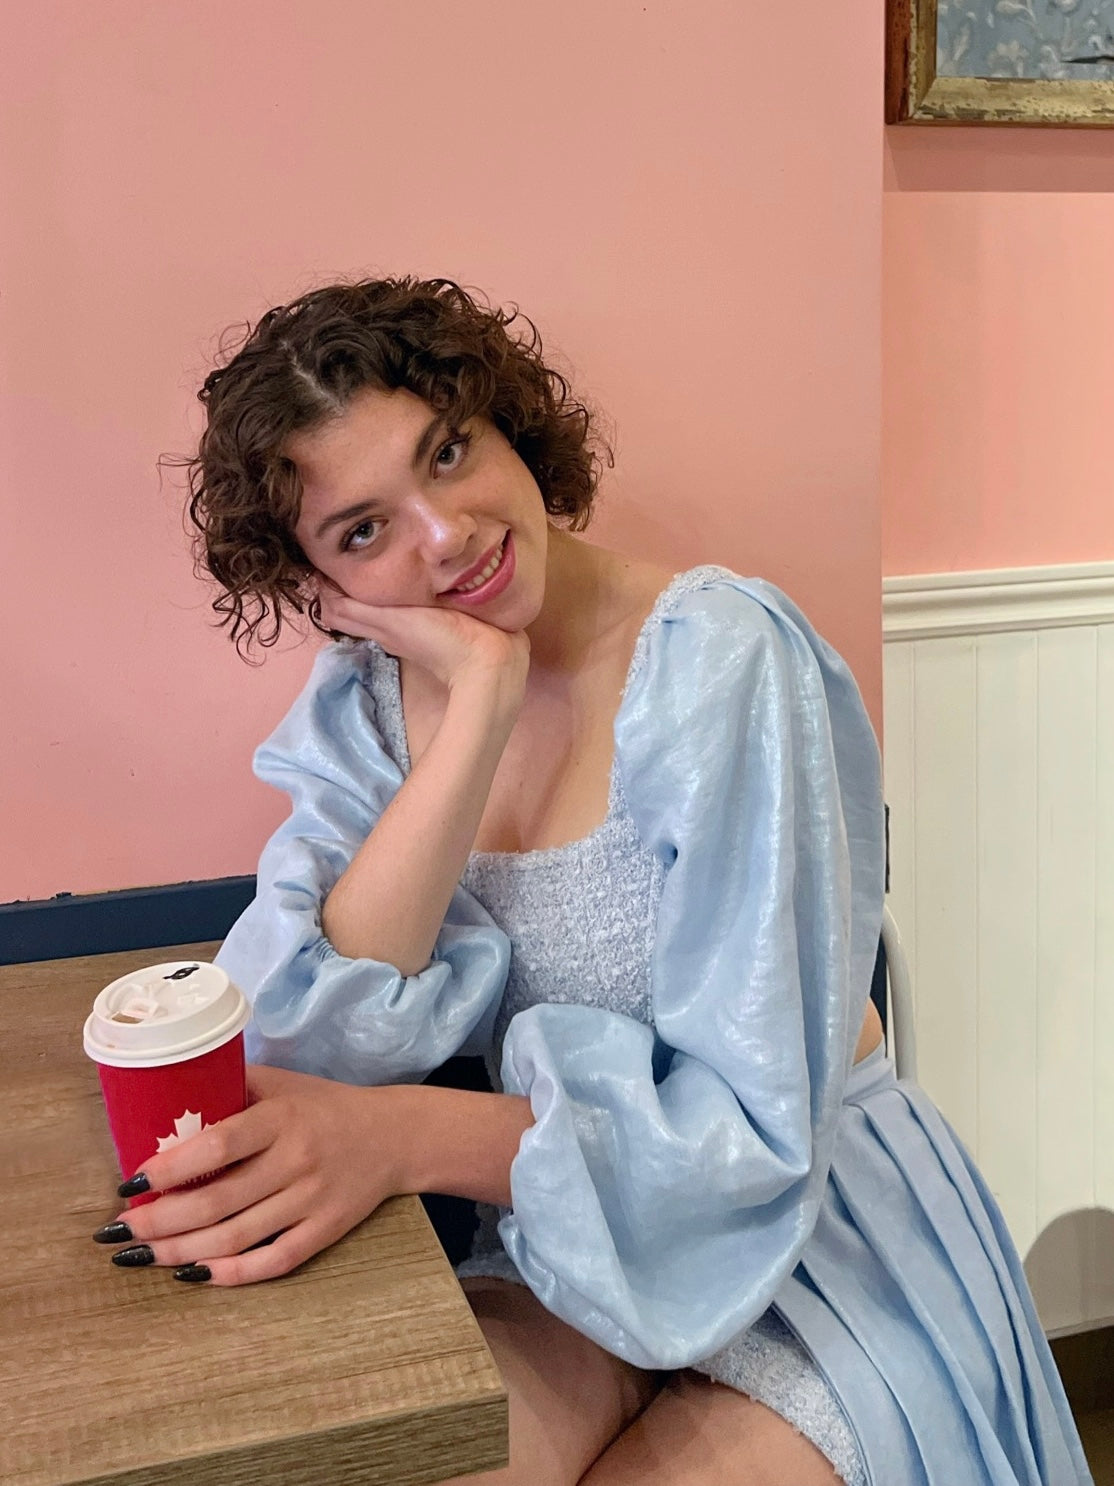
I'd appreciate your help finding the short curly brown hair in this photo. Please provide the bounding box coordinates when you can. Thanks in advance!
[183,277,609,652]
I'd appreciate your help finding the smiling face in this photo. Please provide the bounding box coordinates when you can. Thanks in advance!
[289,386,550,630]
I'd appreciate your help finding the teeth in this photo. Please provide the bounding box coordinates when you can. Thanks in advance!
[455,540,505,592]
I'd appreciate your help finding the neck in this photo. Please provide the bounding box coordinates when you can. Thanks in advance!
[525,527,607,672]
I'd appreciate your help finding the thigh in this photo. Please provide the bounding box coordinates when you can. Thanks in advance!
[436,1278,664,1486]
[579,1372,844,1486]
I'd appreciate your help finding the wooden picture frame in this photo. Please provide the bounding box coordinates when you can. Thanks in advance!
[887,0,1114,125]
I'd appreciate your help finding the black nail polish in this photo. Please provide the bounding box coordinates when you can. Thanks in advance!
[112,1244,155,1267]
[93,1221,133,1244]
[174,1264,212,1284]
[117,1172,150,1199]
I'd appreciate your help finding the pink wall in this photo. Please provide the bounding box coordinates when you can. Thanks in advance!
[2,0,883,903]
[883,128,1114,576]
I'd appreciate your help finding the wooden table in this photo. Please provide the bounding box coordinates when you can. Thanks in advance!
[1,945,507,1486]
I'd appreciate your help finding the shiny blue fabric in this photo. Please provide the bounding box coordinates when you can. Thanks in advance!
[497,579,885,1368]
[216,643,509,1082]
[216,572,1090,1485]
[778,1048,1091,1485]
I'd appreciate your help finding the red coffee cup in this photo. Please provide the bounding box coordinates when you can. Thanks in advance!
[83,961,250,1207]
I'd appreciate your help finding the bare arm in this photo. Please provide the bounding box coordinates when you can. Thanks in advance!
[100,597,539,1285]
[318,592,529,975]
[394,1082,533,1207]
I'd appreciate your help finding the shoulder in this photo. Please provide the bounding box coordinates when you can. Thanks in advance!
[652,566,805,632]
[615,568,880,843]
[632,567,819,699]
[618,566,867,759]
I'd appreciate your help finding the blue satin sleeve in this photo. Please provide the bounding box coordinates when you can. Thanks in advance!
[495,578,886,1370]
[215,644,509,1084]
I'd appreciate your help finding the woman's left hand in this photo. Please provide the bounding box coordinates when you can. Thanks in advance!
[98,1066,403,1285]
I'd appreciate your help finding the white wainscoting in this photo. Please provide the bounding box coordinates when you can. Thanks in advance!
[882,561,1114,1337]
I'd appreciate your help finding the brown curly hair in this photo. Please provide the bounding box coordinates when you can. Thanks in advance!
[182,277,609,653]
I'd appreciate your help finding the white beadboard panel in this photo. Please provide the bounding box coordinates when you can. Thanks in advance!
[883,564,1114,1333]
[909,637,979,1150]
[1034,631,1097,1257]
[973,632,1039,1253]
[1095,627,1114,1325]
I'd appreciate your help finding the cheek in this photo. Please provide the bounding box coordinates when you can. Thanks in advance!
[518,471,548,523]
[318,553,415,607]
[301,550,350,599]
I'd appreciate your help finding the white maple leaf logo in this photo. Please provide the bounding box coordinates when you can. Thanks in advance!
[155,1109,209,1152]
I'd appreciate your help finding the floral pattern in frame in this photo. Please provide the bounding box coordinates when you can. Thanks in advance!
[887,0,1114,122]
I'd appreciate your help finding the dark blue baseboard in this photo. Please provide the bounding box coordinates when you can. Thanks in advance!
[0,876,257,966]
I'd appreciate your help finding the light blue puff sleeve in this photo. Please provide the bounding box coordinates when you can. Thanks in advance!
[496,576,886,1370]
[215,644,509,1084]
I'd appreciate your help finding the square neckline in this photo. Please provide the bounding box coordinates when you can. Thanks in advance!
[376,566,727,863]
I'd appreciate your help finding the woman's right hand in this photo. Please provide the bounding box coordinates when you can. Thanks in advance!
[314,579,529,971]
[317,582,530,706]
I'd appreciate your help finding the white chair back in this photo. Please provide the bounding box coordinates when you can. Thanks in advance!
[880,905,917,1082]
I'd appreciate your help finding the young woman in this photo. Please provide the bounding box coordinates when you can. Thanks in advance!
[97,279,1091,1485]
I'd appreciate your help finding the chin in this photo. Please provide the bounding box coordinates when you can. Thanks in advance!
[483,598,541,633]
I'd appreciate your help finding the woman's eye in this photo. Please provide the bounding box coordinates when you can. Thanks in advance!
[341,518,381,553]
[434,433,470,473]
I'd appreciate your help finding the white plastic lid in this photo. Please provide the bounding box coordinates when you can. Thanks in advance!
[83,961,250,1068]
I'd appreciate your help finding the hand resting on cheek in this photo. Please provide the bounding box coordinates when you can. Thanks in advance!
[316,580,530,698]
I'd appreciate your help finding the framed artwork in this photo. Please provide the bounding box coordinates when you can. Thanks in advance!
[887,0,1114,124]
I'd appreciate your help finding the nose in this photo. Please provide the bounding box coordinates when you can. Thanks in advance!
[410,491,477,567]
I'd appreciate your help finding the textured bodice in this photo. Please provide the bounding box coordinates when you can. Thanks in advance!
[461,799,665,1085]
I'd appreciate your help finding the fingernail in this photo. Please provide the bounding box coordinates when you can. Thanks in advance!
[93,1221,134,1244]
[174,1264,212,1284]
[117,1172,151,1198]
[112,1244,155,1267]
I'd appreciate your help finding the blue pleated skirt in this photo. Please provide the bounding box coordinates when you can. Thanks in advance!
[771,1048,1093,1485]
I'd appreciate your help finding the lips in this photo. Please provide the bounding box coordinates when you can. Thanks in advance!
[443,532,516,607]
[445,536,507,595]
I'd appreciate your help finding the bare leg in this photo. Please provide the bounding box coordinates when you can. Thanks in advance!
[579,1372,845,1486]
[437,1278,664,1486]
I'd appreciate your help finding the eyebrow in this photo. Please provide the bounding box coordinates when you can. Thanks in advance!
[312,412,448,541]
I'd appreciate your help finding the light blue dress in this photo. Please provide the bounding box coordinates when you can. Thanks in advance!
[216,568,1091,1486]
